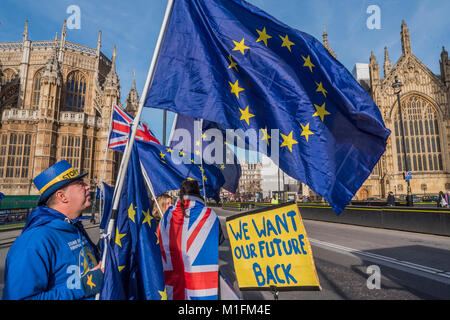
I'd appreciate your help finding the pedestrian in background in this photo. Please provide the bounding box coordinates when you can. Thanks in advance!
[151,193,173,223]
[387,191,396,206]
[438,191,448,208]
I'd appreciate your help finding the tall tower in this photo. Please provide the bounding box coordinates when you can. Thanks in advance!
[33,49,63,177]
[101,45,121,185]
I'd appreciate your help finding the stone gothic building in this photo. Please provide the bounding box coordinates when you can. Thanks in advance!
[356,21,450,200]
[0,20,139,196]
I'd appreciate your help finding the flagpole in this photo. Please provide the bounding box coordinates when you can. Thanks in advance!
[198,119,207,203]
[99,102,115,233]
[140,161,164,218]
[98,0,175,299]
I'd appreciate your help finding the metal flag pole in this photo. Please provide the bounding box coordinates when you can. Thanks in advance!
[197,118,207,203]
[99,102,115,233]
[97,0,175,299]
[140,161,164,219]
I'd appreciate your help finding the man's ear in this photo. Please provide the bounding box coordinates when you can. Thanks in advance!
[55,189,69,204]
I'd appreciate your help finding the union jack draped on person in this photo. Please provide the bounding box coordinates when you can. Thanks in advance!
[157,180,220,300]
[108,104,160,152]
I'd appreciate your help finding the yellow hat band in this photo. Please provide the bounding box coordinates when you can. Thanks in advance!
[39,168,80,194]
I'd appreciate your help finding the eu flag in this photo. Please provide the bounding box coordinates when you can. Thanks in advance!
[136,140,225,201]
[169,114,241,194]
[145,0,390,213]
[101,144,166,300]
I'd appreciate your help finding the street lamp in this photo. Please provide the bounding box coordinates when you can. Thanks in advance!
[392,76,413,206]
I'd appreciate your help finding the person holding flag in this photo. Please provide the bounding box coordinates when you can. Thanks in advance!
[3,161,103,300]
[157,179,220,300]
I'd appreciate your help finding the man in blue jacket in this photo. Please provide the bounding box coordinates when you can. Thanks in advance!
[2,161,103,300]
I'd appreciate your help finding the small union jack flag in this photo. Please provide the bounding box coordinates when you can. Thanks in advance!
[157,195,219,300]
[108,104,160,152]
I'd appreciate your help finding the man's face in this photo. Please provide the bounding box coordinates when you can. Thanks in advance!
[63,179,91,216]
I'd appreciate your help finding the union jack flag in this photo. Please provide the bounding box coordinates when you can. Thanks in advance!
[108,104,160,152]
[157,195,219,300]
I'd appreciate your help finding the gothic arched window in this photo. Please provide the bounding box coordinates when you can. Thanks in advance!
[32,69,43,107]
[64,71,86,112]
[394,95,443,173]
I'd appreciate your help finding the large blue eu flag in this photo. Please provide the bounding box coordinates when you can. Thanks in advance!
[101,144,166,300]
[145,0,390,213]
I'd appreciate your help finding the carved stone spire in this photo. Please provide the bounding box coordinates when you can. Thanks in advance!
[322,25,337,59]
[104,45,120,104]
[369,51,380,92]
[58,20,67,63]
[126,72,139,116]
[22,20,29,41]
[97,30,102,56]
[383,46,392,78]
[401,20,412,56]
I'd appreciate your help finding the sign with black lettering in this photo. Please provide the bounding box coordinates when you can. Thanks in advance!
[226,202,321,291]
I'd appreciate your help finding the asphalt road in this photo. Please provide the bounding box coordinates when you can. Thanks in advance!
[215,207,450,300]
[1,208,449,300]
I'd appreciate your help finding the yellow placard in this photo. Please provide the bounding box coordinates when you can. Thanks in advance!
[226,202,321,291]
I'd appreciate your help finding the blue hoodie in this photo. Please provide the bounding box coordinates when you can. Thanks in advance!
[2,206,100,300]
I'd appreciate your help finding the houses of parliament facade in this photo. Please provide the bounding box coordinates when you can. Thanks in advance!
[0,21,139,196]
[357,21,450,199]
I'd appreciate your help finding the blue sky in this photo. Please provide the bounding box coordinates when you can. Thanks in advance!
[1,0,449,142]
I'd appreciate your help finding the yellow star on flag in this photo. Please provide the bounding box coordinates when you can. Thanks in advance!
[155,231,159,244]
[195,140,201,146]
[229,80,244,99]
[261,127,271,145]
[166,148,173,153]
[280,34,295,52]
[313,103,331,122]
[232,38,250,55]
[227,54,238,72]
[159,151,166,160]
[300,123,314,142]
[86,274,96,289]
[220,164,225,170]
[256,27,272,47]
[280,131,298,152]
[128,203,136,223]
[159,287,168,300]
[118,266,125,272]
[239,105,255,125]
[302,55,315,73]
[315,81,328,98]
[142,208,153,228]
[179,150,185,157]
[115,227,126,248]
